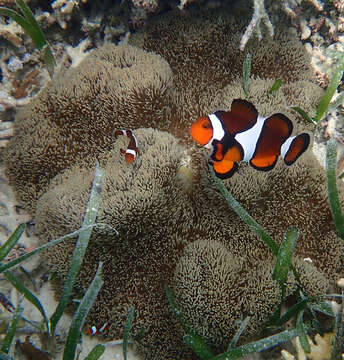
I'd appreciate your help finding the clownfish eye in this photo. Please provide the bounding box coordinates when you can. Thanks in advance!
[202,122,211,129]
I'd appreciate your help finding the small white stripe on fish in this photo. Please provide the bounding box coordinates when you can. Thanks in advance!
[126,149,136,156]
[280,136,295,159]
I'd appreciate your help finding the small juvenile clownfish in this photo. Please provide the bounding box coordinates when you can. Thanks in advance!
[88,322,110,335]
[190,99,310,179]
[115,129,138,163]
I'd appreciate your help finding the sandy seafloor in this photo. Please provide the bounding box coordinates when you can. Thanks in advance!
[0,0,344,358]
[0,166,139,357]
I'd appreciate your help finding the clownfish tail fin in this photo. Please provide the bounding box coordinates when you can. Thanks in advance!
[282,133,310,166]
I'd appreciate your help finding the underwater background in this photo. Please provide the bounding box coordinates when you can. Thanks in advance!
[1,0,344,359]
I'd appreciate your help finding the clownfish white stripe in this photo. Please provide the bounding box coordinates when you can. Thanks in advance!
[235,115,266,161]
[126,148,137,157]
[89,326,97,335]
[88,322,110,335]
[206,114,225,150]
[280,136,295,159]
[131,132,138,147]
[98,322,109,333]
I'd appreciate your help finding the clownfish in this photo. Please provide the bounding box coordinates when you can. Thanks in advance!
[115,129,138,163]
[190,99,310,179]
[88,322,110,335]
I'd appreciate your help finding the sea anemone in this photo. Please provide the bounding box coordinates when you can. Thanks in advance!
[4,7,341,359]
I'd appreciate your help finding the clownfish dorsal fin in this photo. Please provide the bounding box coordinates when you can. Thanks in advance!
[250,113,293,171]
[213,159,238,179]
[218,99,258,135]
[282,133,310,166]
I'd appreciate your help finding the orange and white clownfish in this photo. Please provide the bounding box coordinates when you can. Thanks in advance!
[190,99,310,179]
[115,129,138,163]
[88,322,110,335]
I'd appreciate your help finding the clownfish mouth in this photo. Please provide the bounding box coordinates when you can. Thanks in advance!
[189,99,310,179]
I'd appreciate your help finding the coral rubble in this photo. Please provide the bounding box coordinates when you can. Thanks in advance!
[4,8,344,360]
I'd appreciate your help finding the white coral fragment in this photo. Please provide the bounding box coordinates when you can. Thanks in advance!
[178,0,195,10]
[282,332,336,360]
[307,333,335,360]
[7,56,23,72]
[65,38,92,68]
[0,20,24,47]
[240,0,274,50]
[281,349,296,360]
[337,278,344,288]
[300,18,311,40]
[51,0,87,29]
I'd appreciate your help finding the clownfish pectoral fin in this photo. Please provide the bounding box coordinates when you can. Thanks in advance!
[283,133,310,166]
[219,99,258,135]
[211,141,226,161]
[249,113,293,171]
[213,159,238,179]
[210,133,242,162]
